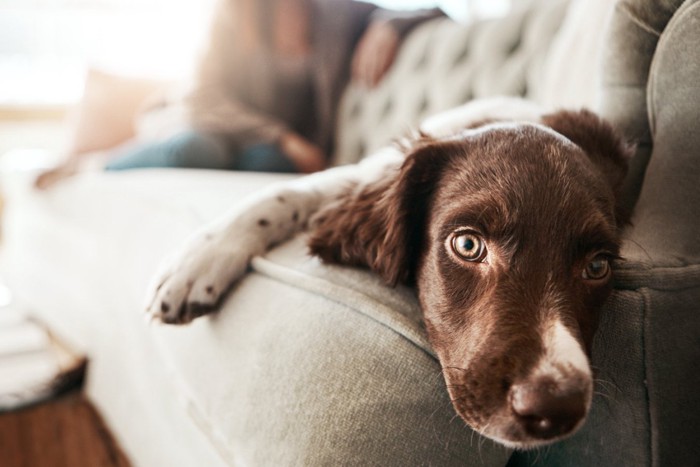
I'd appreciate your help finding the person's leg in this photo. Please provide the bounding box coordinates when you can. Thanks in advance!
[105,131,232,171]
[237,143,297,173]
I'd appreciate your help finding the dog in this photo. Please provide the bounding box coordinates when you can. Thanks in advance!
[145,98,631,449]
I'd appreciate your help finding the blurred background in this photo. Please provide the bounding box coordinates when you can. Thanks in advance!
[0,0,216,109]
[0,0,512,107]
[0,0,511,164]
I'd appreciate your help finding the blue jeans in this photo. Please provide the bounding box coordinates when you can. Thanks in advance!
[105,131,297,173]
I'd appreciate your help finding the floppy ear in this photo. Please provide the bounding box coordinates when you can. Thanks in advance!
[541,109,634,223]
[308,138,455,286]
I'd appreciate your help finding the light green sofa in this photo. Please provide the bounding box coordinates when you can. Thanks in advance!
[1,0,697,465]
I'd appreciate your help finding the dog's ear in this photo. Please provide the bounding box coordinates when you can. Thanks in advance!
[308,138,455,286]
[541,109,634,223]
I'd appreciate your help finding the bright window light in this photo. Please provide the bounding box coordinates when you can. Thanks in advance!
[0,0,216,107]
[0,0,511,108]
[372,0,512,22]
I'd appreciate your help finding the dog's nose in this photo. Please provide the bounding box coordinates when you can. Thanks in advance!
[510,378,587,439]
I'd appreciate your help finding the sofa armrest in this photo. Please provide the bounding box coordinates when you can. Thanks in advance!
[509,259,700,467]
[623,3,700,464]
[623,0,700,267]
[512,2,700,465]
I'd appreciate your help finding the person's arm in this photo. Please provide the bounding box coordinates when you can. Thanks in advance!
[351,6,446,88]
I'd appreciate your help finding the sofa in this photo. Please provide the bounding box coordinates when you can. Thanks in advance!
[1,0,698,465]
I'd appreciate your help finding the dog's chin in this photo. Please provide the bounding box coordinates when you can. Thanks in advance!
[470,410,589,450]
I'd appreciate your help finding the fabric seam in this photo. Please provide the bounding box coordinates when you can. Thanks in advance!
[251,256,437,359]
[640,288,655,467]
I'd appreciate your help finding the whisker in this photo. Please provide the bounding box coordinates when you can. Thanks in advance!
[425,398,464,453]
[477,420,491,459]
[622,237,652,262]
[532,445,542,465]
[594,377,621,392]
[544,443,552,460]
[441,366,470,373]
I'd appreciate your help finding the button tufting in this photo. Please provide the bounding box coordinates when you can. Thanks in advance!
[350,100,362,119]
[452,47,470,68]
[417,94,429,115]
[380,99,394,119]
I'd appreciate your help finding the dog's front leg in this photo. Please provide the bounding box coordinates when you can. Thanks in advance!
[145,147,404,324]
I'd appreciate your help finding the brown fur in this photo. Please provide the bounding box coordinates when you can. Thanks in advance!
[308,110,632,447]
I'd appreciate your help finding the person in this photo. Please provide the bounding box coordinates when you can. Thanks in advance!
[36,0,444,188]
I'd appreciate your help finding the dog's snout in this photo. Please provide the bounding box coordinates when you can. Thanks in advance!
[510,378,587,439]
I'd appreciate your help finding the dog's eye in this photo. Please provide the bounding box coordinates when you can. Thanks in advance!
[451,232,487,262]
[582,256,610,281]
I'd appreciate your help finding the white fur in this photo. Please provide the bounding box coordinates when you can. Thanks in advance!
[534,320,591,383]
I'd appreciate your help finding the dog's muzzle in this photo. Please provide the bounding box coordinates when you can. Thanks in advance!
[510,376,589,440]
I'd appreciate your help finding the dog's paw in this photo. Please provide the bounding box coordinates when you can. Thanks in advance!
[145,230,257,325]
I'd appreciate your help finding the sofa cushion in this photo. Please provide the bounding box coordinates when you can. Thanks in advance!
[153,239,512,465]
[0,169,511,465]
[68,69,168,157]
[537,0,616,110]
[0,169,292,466]
[332,0,570,165]
[600,0,686,214]
[625,0,700,266]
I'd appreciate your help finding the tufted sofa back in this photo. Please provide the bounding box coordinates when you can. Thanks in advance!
[332,0,570,166]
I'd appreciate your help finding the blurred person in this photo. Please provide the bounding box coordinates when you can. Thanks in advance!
[36,0,443,188]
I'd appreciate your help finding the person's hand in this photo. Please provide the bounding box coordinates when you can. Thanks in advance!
[279,132,326,173]
[34,159,78,190]
[351,20,400,88]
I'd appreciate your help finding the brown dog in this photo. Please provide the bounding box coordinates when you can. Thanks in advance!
[147,100,631,448]
[308,110,630,447]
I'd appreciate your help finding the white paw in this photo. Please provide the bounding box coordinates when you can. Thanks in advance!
[144,184,319,324]
[145,229,260,324]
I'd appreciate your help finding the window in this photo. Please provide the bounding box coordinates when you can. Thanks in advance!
[0,0,215,107]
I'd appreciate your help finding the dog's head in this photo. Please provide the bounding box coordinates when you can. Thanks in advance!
[309,109,631,448]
